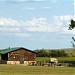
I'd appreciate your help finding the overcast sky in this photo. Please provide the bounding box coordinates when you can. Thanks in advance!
[0,0,75,50]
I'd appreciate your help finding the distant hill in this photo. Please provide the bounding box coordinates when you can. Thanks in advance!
[52,48,75,57]
[63,48,75,57]
[49,48,75,57]
[34,48,75,57]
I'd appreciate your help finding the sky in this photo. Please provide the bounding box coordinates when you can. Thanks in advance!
[0,0,75,50]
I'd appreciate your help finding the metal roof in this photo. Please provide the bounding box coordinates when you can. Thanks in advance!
[0,47,36,54]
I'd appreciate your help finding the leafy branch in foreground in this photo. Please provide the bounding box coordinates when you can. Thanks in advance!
[69,19,75,30]
[69,19,75,48]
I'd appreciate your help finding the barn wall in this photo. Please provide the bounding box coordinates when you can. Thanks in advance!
[7,61,20,64]
[7,61,36,65]
[8,48,36,61]
[24,61,36,65]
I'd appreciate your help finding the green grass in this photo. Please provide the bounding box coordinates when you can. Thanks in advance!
[57,57,75,63]
[0,64,75,75]
[36,57,75,63]
[36,57,50,62]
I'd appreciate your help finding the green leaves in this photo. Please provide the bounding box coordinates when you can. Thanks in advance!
[69,19,75,30]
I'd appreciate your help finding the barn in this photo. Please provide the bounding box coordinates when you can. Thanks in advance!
[0,47,36,65]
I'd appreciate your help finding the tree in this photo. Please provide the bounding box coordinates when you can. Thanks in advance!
[34,49,49,57]
[50,50,67,57]
[34,49,67,57]
[71,41,75,48]
[71,37,75,48]
[69,19,75,30]
[69,19,75,48]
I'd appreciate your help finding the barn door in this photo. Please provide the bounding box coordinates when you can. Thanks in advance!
[19,55,24,64]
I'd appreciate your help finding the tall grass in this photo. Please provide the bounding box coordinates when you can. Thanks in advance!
[0,64,74,75]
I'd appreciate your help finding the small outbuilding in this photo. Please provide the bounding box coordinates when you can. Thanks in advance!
[0,47,36,65]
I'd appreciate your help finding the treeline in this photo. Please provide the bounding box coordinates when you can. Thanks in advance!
[34,49,68,57]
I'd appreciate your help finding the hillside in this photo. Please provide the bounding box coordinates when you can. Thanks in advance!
[55,48,75,56]
[50,48,75,57]
[35,48,75,57]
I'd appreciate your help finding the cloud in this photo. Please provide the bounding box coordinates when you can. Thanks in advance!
[51,0,58,3]
[13,33,31,38]
[53,15,75,34]
[43,6,51,10]
[4,0,27,3]
[0,17,21,27]
[5,0,44,3]
[13,0,27,1]
[0,27,21,33]
[13,0,44,2]
[74,15,75,20]
[33,0,44,1]
[62,27,75,34]
[0,15,74,35]
[25,15,74,34]
[25,18,56,32]
[53,15,74,22]
[0,0,58,3]
[22,7,35,10]
[74,1,75,5]
[14,0,44,1]
[0,32,31,38]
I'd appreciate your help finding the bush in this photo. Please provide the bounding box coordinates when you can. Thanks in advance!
[34,49,67,57]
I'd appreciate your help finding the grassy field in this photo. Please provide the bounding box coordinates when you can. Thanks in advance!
[36,57,75,63]
[0,64,75,75]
